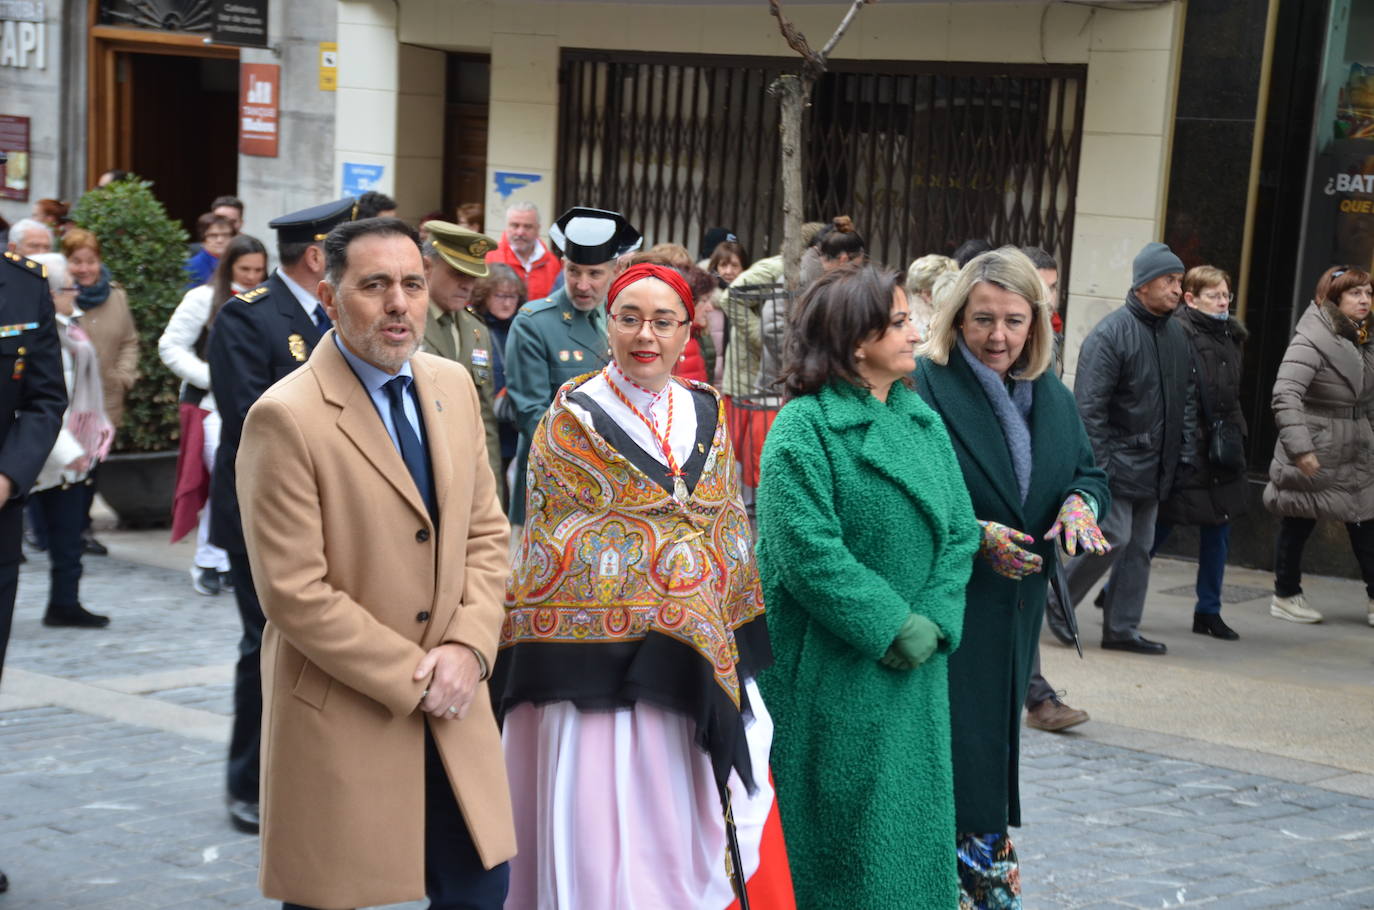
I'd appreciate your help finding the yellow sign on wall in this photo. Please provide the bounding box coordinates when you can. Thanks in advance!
[319,42,337,92]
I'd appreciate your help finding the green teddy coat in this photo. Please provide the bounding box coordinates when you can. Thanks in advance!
[916,354,1110,834]
[756,380,980,910]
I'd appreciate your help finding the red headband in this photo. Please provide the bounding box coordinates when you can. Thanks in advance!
[607,263,695,321]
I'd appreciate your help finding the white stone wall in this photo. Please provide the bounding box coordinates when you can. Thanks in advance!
[0,0,67,228]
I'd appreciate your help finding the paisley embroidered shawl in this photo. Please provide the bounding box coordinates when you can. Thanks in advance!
[493,372,770,789]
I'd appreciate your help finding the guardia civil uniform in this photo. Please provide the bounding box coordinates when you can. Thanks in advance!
[503,207,642,524]
[205,196,356,835]
[419,222,503,499]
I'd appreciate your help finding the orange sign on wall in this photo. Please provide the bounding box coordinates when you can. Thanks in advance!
[239,63,280,157]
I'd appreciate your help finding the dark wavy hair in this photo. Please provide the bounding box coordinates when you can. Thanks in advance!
[208,233,268,330]
[816,215,866,262]
[779,263,905,401]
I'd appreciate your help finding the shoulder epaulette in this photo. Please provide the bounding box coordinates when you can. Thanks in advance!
[3,250,46,278]
[235,285,270,304]
[519,296,558,315]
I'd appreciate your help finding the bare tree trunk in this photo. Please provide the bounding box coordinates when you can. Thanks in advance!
[774,74,810,293]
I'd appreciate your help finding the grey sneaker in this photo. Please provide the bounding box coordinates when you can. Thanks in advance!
[191,566,221,597]
[1270,593,1321,623]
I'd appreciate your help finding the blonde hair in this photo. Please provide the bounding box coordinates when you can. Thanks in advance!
[906,254,958,297]
[918,246,1055,381]
[1183,264,1232,297]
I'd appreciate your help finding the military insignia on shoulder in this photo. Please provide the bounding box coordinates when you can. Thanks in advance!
[287,333,307,362]
[3,251,46,277]
[237,286,269,303]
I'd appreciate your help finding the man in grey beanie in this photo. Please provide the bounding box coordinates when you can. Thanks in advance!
[1045,241,1197,655]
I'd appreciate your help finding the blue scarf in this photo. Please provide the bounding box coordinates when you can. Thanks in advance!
[957,337,1034,503]
[76,264,113,310]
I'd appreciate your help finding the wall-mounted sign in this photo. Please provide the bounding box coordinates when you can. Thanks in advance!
[0,114,29,200]
[319,41,337,92]
[239,63,279,157]
[493,171,542,199]
[0,0,46,70]
[341,162,384,197]
[212,0,268,49]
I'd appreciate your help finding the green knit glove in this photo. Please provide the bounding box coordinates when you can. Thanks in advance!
[880,614,943,670]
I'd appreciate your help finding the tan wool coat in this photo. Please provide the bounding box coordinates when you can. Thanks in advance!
[237,333,515,909]
[1264,301,1374,523]
[79,284,139,428]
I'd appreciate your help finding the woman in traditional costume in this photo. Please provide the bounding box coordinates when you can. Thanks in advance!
[494,262,793,909]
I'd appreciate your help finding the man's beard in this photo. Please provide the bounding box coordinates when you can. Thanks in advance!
[337,306,421,372]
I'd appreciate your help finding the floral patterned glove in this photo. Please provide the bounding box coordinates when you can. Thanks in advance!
[1043,493,1110,556]
[977,520,1044,580]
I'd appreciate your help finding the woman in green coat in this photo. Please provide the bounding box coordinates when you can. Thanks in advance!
[756,265,980,908]
[915,247,1111,909]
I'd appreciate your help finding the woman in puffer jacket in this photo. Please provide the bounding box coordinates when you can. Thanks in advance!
[1263,264,1374,626]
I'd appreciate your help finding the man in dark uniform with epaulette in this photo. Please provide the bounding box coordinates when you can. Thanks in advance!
[419,221,504,499]
[0,149,67,892]
[206,197,356,835]
[504,207,640,528]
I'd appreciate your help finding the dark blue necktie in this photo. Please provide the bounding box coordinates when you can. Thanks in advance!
[313,304,332,333]
[383,376,437,524]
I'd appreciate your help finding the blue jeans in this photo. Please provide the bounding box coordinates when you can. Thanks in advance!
[1152,522,1230,615]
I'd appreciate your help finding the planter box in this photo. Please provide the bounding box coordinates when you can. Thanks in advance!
[96,450,177,529]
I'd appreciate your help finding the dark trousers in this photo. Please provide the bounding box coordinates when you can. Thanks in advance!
[0,561,17,685]
[30,484,88,609]
[227,551,266,803]
[1151,522,1231,614]
[1274,516,1374,599]
[283,725,510,910]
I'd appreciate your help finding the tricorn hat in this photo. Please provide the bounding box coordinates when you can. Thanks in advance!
[548,206,642,265]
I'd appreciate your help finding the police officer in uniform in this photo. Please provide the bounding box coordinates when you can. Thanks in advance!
[206,197,356,835]
[504,207,641,525]
[419,221,503,497]
[0,149,68,892]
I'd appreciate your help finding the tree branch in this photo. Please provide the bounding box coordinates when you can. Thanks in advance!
[767,0,821,66]
[818,0,872,63]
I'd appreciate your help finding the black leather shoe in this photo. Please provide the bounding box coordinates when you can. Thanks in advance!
[1093,587,1106,609]
[82,533,109,556]
[42,604,110,628]
[1193,612,1239,640]
[228,798,260,834]
[0,866,8,893]
[1101,636,1167,655]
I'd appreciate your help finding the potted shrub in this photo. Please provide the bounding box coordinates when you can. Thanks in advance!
[70,177,189,526]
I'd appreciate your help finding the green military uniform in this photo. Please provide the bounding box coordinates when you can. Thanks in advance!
[422,300,501,490]
[420,220,505,498]
[504,288,609,524]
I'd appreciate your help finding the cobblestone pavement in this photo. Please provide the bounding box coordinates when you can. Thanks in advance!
[3,554,1373,908]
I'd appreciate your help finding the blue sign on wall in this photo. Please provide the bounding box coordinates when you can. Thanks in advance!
[493,171,542,199]
[341,162,385,197]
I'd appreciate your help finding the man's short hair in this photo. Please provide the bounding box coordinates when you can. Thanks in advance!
[1020,245,1057,272]
[356,191,398,220]
[211,195,244,213]
[506,200,540,222]
[324,217,421,288]
[278,240,316,269]
[8,218,53,249]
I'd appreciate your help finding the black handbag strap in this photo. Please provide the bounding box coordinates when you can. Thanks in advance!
[1186,344,1216,425]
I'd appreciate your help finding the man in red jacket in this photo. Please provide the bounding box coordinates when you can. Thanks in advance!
[485,202,562,301]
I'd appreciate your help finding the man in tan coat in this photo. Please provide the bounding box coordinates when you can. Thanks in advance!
[237,217,514,909]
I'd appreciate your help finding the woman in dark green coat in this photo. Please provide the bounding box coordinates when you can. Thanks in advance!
[914,247,1111,909]
[757,265,980,909]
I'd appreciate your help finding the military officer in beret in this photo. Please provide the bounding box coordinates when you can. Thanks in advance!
[419,222,503,500]
[504,207,641,526]
[0,191,67,893]
[206,196,356,836]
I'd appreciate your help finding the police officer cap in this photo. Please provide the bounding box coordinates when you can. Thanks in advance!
[425,220,495,278]
[269,196,358,244]
[548,207,642,265]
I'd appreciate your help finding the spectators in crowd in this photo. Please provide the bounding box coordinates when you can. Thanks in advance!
[7,218,54,257]
[905,253,958,340]
[1264,264,1374,626]
[210,195,243,233]
[915,247,1109,904]
[1047,242,1196,656]
[703,240,748,386]
[27,253,114,629]
[1156,265,1250,640]
[756,264,978,908]
[456,202,483,233]
[486,201,562,302]
[31,199,70,237]
[471,263,525,500]
[160,234,267,597]
[356,190,397,219]
[185,212,236,288]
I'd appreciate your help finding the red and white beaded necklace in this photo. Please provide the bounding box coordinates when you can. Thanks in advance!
[604,361,688,500]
